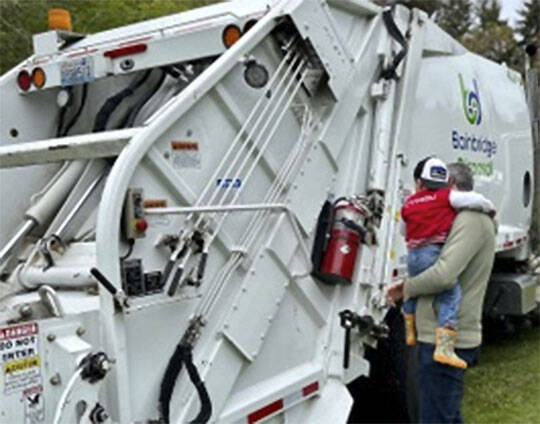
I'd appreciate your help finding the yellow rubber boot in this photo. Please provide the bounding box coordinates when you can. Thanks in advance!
[433,327,468,369]
[404,313,417,346]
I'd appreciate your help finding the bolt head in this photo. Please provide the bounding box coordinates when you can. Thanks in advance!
[47,333,56,342]
[19,304,33,318]
[50,373,61,385]
[76,326,86,336]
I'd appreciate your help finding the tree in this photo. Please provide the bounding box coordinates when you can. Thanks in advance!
[0,0,216,75]
[516,0,540,70]
[476,0,506,28]
[516,0,540,43]
[460,0,522,71]
[462,22,522,69]
[434,0,474,40]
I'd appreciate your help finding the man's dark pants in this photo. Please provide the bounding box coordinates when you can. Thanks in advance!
[417,342,478,423]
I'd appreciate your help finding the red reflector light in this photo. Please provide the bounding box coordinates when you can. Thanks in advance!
[17,70,31,91]
[302,381,319,397]
[248,399,283,424]
[104,43,147,59]
[392,268,399,278]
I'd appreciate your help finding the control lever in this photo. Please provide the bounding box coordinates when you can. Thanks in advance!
[161,238,190,296]
[339,310,355,369]
[90,268,128,309]
[195,232,211,286]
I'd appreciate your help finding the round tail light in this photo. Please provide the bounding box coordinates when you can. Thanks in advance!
[17,70,31,91]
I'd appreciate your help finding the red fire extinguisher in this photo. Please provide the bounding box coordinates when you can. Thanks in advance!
[318,198,366,285]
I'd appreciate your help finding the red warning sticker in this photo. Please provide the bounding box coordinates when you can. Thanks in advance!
[1,322,42,395]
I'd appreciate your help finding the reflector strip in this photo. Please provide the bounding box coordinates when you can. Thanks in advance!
[104,44,147,59]
[302,381,319,397]
[503,241,515,248]
[241,381,320,423]
[247,400,283,424]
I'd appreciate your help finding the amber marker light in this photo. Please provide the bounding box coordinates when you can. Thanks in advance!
[32,68,46,88]
[222,24,242,48]
[48,8,72,31]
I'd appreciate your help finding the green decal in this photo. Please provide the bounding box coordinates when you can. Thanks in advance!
[458,74,482,126]
[457,157,493,177]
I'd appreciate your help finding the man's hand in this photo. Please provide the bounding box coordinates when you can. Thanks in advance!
[385,280,405,306]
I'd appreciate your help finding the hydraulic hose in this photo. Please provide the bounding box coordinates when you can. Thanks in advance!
[380,7,408,80]
[127,69,167,127]
[159,344,212,423]
[92,70,152,132]
[61,83,89,136]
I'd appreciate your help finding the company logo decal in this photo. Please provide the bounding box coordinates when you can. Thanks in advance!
[458,73,482,125]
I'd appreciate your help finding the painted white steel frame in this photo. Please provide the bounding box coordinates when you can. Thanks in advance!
[94,9,282,420]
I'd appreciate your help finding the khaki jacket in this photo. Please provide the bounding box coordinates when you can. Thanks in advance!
[404,211,496,348]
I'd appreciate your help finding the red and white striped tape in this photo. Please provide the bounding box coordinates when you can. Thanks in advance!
[234,381,320,424]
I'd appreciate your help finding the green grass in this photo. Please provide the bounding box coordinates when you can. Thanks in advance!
[462,327,540,424]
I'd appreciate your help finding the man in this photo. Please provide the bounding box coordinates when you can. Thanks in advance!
[387,162,496,423]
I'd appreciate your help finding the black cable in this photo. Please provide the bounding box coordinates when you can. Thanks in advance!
[120,239,135,261]
[92,70,152,132]
[380,7,409,80]
[62,83,89,136]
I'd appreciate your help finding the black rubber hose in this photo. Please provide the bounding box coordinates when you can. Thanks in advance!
[159,343,185,423]
[380,7,408,80]
[56,105,68,137]
[62,83,88,136]
[180,346,212,424]
[159,344,212,424]
[92,70,152,132]
[126,69,167,127]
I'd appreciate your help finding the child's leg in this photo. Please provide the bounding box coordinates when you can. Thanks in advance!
[433,284,467,369]
[402,298,417,345]
[435,283,462,329]
[403,245,441,345]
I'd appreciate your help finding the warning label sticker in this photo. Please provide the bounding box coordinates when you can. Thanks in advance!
[0,322,42,395]
[171,141,201,169]
[24,385,45,424]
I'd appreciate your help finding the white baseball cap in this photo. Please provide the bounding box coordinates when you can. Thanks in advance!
[420,157,448,189]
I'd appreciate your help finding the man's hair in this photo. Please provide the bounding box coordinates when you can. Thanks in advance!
[413,156,431,180]
[448,162,474,191]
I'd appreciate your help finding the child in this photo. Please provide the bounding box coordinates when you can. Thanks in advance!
[401,157,494,369]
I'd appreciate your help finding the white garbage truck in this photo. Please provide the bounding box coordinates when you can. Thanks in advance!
[0,0,537,422]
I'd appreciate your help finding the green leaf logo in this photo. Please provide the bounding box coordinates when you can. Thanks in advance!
[458,73,482,125]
